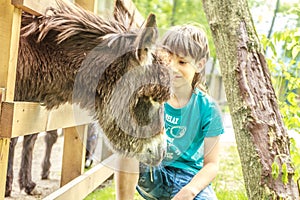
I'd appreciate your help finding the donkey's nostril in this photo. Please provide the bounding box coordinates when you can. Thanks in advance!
[147,148,153,154]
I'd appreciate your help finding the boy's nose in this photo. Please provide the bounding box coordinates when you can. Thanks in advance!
[169,61,179,73]
[170,66,179,73]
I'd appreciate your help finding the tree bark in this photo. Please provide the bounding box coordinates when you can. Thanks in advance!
[202,0,299,199]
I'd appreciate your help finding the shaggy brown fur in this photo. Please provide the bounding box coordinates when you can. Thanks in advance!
[16,0,170,163]
[6,0,171,196]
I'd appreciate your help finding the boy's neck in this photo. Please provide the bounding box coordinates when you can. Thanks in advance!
[168,85,193,108]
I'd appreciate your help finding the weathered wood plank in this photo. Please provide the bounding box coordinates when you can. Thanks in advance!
[44,155,114,200]
[0,102,15,138]
[75,0,95,13]
[0,88,10,200]
[60,125,87,186]
[0,2,21,101]
[46,104,93,131]
[11,0,59,15]
[0,138,10,200]
[0,1,21,198]
[0,102,93,138]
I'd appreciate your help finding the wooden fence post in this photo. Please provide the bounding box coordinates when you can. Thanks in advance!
[0,0,22,199]
[61,125,87,186]
[59,0,94,188]
[75,0,96,13]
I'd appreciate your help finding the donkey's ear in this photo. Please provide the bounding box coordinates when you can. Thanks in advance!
[135,13,158,62]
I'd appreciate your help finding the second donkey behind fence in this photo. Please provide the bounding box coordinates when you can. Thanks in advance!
[6,123,100,196]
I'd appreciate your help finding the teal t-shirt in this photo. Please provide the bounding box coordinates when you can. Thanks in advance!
[162,88,224,174]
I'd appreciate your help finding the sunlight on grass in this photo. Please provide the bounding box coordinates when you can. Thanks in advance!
[84,186,115,200]
[213,145,248,199]
[84,181,144,200]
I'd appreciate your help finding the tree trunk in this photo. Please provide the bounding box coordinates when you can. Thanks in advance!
[170,0,178,26]
[267,0,280,39]
[202,0,299,199]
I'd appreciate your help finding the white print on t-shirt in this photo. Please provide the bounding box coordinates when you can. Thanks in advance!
[166,126,186,138]
[171,126,186,138]
[165,140,181,160]
[165,114,179,124]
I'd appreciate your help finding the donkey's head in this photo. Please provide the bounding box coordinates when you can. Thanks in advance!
[20,0,171,166]
[74,12,171,165]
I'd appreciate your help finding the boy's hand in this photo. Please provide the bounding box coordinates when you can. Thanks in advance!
[171,186,198,200]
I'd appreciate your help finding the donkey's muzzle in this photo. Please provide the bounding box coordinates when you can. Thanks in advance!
[137,132,167,166]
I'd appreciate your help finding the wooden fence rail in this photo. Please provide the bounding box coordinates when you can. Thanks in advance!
[0,0,116,199]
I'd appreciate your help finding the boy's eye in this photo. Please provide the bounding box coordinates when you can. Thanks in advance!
[179,60,187,65]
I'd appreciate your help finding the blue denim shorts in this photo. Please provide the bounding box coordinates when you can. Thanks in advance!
[136,163,218,200]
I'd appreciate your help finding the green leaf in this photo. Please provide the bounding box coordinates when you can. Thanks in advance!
[281,163,288,185]
[272,162,280,179]
[287,92,297,105]
[286,41,296,50]
[292,46,300,59]
[269,41,277,56]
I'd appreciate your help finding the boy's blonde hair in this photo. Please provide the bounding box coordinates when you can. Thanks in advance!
[160,24,210,92]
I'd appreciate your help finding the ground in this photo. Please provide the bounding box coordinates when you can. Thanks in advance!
[4,133,64,200]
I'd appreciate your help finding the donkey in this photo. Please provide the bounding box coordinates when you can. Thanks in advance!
[5,0,171,196]
[6,126,98,196]
[6,130,58,196]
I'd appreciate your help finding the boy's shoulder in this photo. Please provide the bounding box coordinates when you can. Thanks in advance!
[194,88,214,102]
[194,88,219,109]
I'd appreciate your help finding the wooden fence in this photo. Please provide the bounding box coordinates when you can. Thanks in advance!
[0,0,127,199]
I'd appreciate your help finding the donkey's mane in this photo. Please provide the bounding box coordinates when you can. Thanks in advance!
[21,0,137,50]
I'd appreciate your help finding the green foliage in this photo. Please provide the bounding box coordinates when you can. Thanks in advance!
[249,0,300,33]
[260,25,300,185]
[132,0,216,58]
[290,138,300,183]
[261,28,300,132]
[279,4,300,27]
[247,0,263,8]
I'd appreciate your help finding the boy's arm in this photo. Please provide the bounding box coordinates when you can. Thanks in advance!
[114,156,140,200]
[172,136,221,200]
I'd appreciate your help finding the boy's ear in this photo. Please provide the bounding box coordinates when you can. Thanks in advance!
[196,58,207,73]
[135,14,158,62]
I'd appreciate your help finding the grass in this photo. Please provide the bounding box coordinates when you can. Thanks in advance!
[213,145,248,200]
[85,186,115,200]
[84,181,143,200]
[85,144,247,200]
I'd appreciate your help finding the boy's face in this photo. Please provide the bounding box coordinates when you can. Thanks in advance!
[168,53,197,89]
